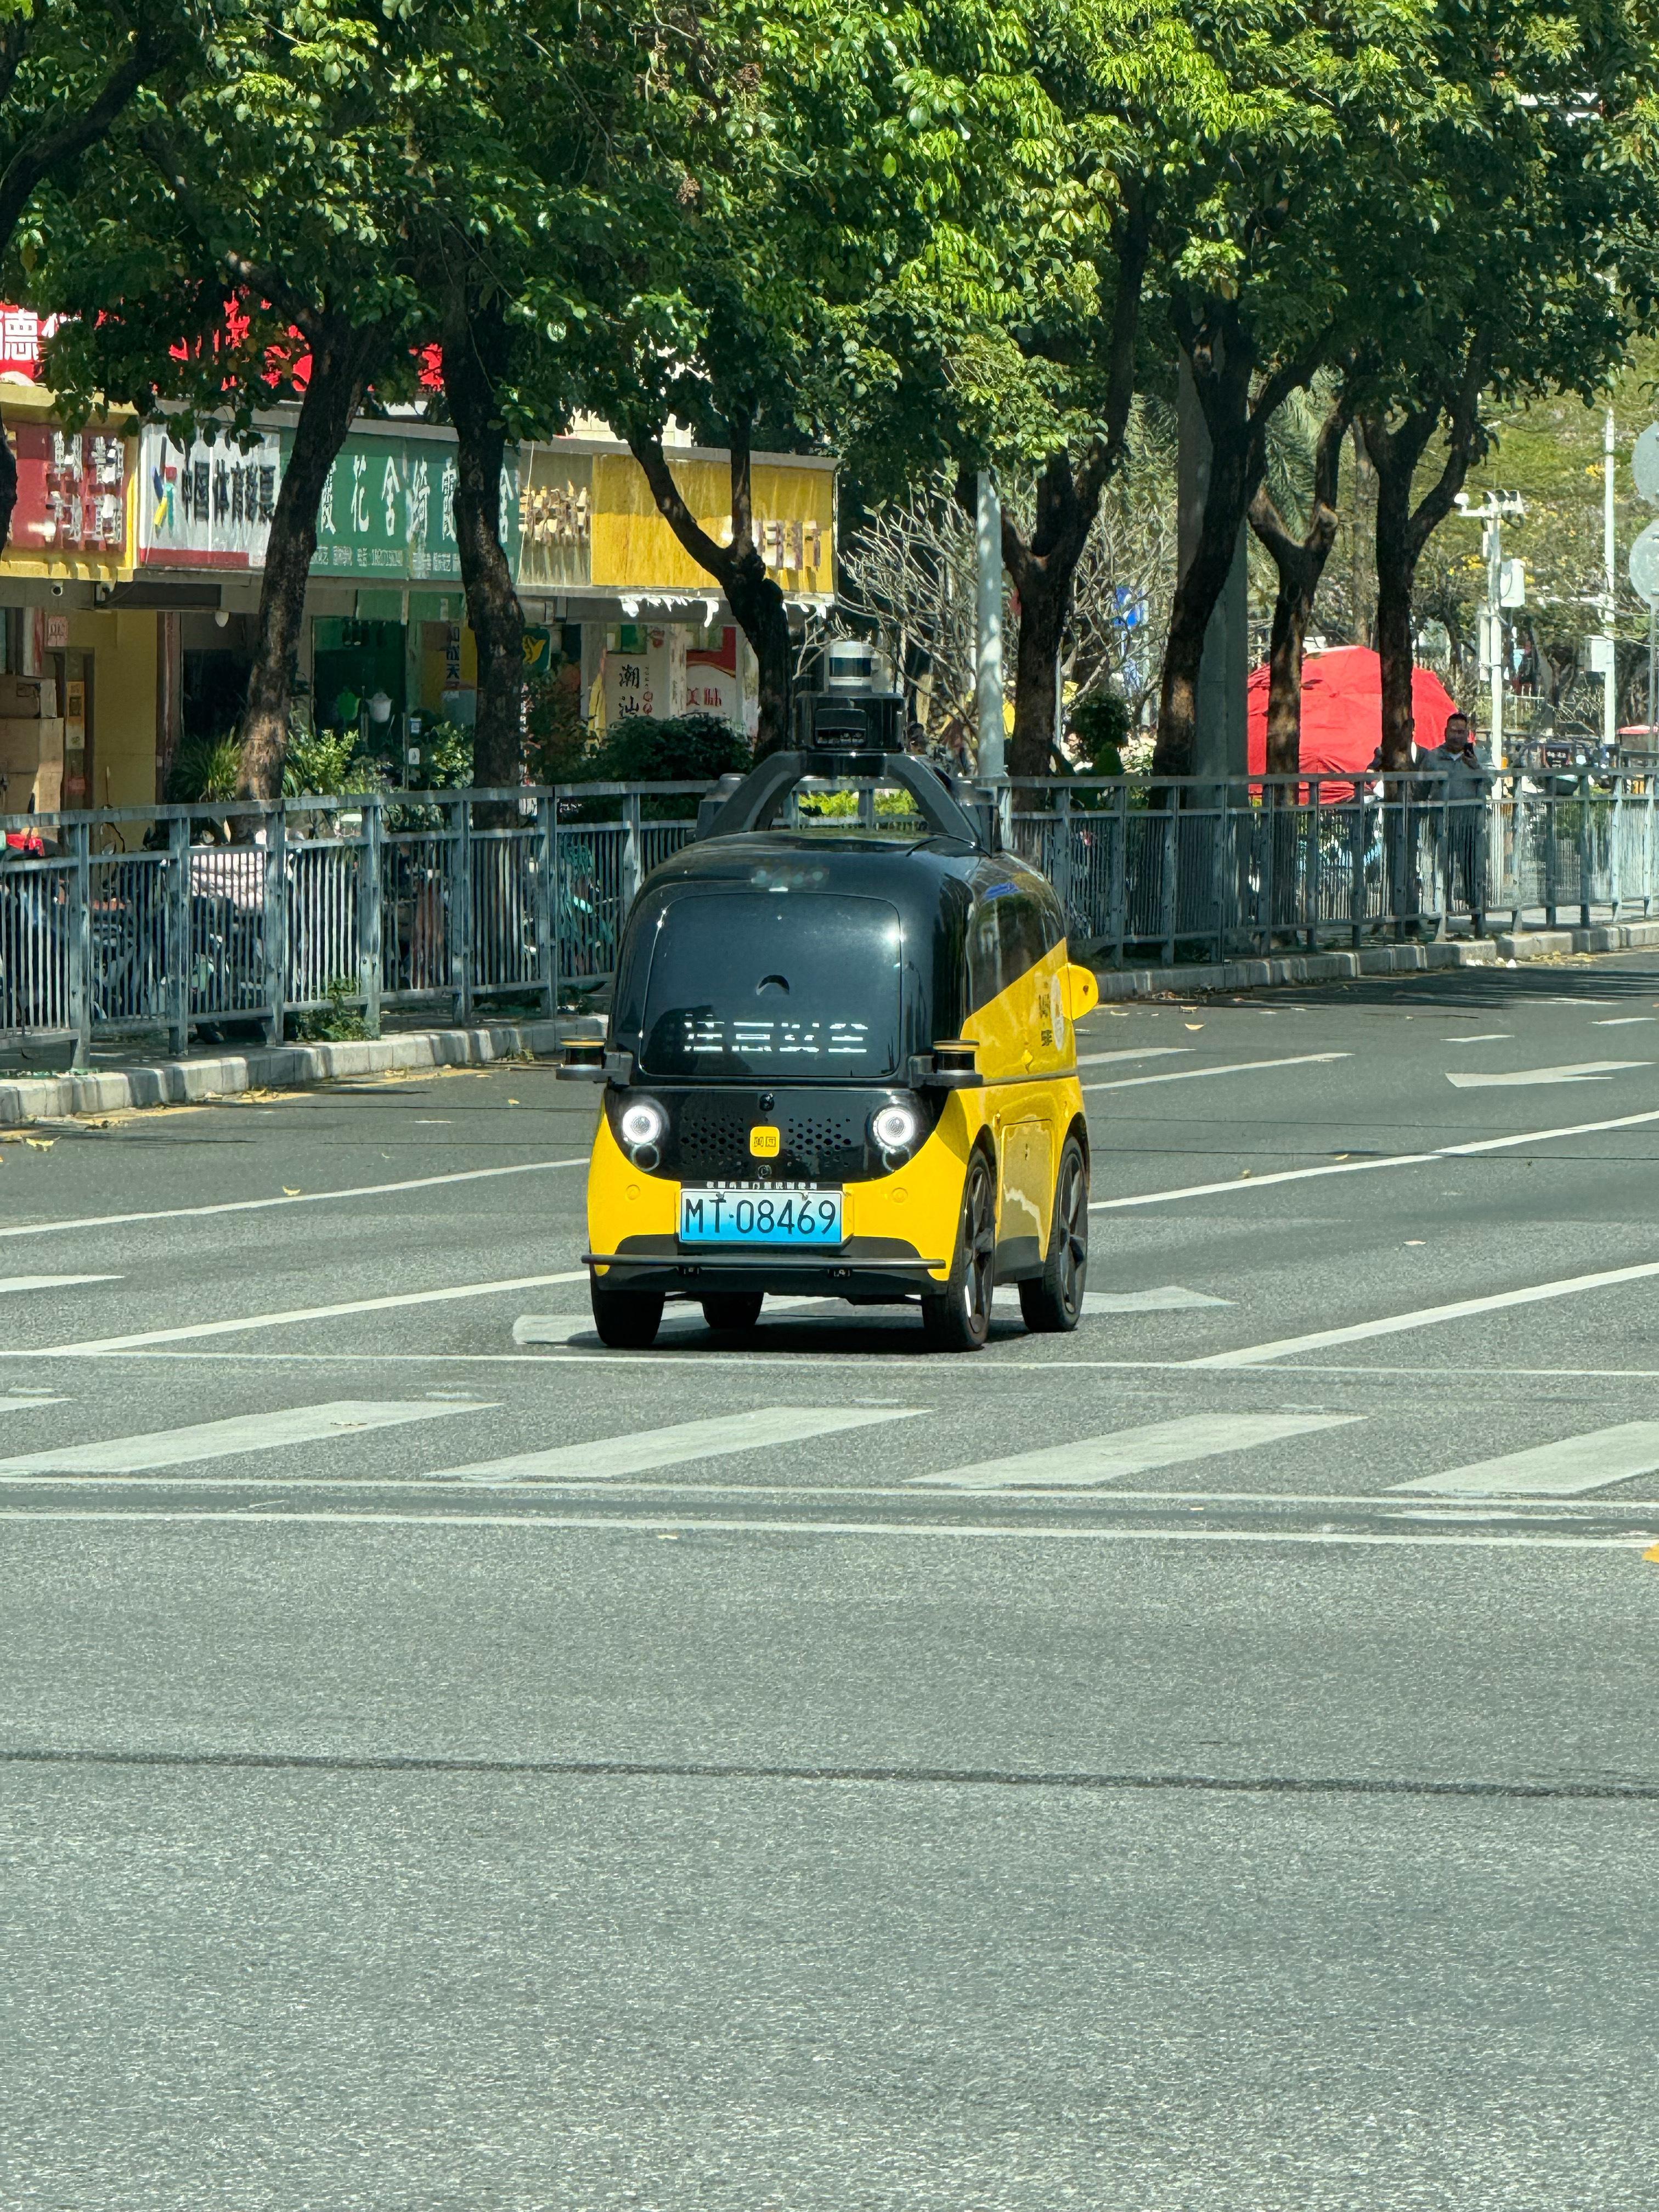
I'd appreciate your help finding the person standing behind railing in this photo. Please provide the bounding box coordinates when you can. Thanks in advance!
[1423,712,1492,935]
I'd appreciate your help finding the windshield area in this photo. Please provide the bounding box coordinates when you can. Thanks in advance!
[638,890,904,1078]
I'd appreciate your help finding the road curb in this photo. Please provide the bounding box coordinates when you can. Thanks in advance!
[1091,919,1659,1002]
[0,1017,587,1126]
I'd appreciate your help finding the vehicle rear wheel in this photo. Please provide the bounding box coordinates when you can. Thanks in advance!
[701,1291,763,1331]
[590,1277,664,1348]
[922,1149,996,1352]
[1019,1133,1088,1333]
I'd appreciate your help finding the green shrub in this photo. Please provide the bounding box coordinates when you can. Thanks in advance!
[297,976,373,1042]
[1067,691,1131,777]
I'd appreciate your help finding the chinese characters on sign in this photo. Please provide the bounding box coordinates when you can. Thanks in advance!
[307,432,519,582]
[9,427,126,555]
[138,426,281,568]
[0,304,62,381]
[516,452,594,591]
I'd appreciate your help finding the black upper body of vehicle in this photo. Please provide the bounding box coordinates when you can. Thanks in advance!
[610,830,1065,1082]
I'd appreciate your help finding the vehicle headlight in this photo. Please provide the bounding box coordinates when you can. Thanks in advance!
[619,1097,667,1148]
[871,1101,922,1152]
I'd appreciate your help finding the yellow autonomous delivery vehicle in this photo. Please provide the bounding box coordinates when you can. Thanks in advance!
[560,732,1099,1352]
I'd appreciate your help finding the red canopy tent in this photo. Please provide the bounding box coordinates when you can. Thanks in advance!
[1247,646,1459,791]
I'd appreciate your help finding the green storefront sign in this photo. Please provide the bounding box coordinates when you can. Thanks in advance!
[291,429,520,583]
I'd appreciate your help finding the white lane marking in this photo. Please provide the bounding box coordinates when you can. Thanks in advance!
[1594,1017,1657,1026]
[32,1273,591,1356]
[1395,1421,1659,1498]
[1191,1256,1659,1370]
[1446,1060,1649,1088]
[432,1406,922,1485]
[1084,1052,1350,1093]
[1444,1033,1513,1043]
[0,1158,587,1243]
[1075,1048,1193,1068]
[0,1393,64,1410]
[509,1287,1231,1345]
[0,1476,1645,1509]
[914,1413,1359,1490]
[512,1295,825,1346]
[1090,1105,1659,1212]
[0,1274,120,1293]
[0,1398,489,1475]
[0,1507,1640,1549]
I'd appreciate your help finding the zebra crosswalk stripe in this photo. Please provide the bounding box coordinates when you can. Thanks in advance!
[912,1412,1361,1491]
[433,1406,922,1486]
[0,1400,489,1477]
[1393,1420,1659,1497]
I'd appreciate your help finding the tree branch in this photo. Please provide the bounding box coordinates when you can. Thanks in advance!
[140,120,318,339]
[0,7,169,250]
[1407,332,1491,562]
[627,421,737,587]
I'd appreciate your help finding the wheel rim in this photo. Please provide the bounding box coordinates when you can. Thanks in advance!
[963,1158,996,1336]
[1056,1150,1087,1318]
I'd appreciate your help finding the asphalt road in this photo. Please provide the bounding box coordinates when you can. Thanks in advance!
[4,952,1659,2209]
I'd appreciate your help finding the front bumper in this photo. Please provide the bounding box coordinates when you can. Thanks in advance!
[584,1235,946,1301]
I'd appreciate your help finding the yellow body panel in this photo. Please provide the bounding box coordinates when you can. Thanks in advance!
[585,939,1088,1283]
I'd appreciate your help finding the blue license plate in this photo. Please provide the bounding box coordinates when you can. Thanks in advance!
[678,1187,844,1246]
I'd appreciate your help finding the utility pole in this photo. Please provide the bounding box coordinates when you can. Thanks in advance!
[975,471,1003,782]
[1458,488,1525,757]
[1605,407,1619,752]
[1485,510,1505,763]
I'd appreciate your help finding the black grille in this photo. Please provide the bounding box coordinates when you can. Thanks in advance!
[668,1091,872,1182]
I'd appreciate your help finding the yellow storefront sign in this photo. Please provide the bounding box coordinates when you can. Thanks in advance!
[589,450,834,599]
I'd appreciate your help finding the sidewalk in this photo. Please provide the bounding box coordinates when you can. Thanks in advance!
[3,917,1658,1125]
[0,1015,599,1126]
[1092,918,1659,1001]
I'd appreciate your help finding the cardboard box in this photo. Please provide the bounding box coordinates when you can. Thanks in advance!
[0,676,55,720]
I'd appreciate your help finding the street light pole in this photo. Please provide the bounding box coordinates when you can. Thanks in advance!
[1605,407,1619,751]
[975,471,1003,782]
[1485,510,1505,763]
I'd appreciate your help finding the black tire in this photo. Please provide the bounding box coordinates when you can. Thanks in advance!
[590,1277,664,1348]
[922,1148,997,1352]
[1019,1133,1089,1333]
[701,1291,763,1332]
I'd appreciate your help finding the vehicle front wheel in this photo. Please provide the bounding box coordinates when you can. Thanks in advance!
[701,1291,763,1332]
[1019,1133,1088,1333]
[922,1148,996,1352]
[590,1277,664,1348]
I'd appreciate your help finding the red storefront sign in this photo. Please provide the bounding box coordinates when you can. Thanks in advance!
[9,425,126,555]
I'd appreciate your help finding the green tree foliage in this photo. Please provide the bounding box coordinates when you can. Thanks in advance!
[0,0,194,552]
[37,0,436,798]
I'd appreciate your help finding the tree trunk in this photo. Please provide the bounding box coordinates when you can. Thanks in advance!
[1248,396,1351,775]
[1348,422,1375,647]
[1370,433,1422,770]
[1000,454,1093,781]
[1361,338,1488,772]
[999,192,1150,782]
[628,413,792,756]
[1152,407,1252,779]
[239,317,386,799]
[1150,303,1313,781]
[443,287,525,822]
[0,403,16,562]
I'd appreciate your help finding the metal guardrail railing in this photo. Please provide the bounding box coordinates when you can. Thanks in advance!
[0,783,706,1062]
[1003,770,1659,969]
[1,767,1653,1060]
